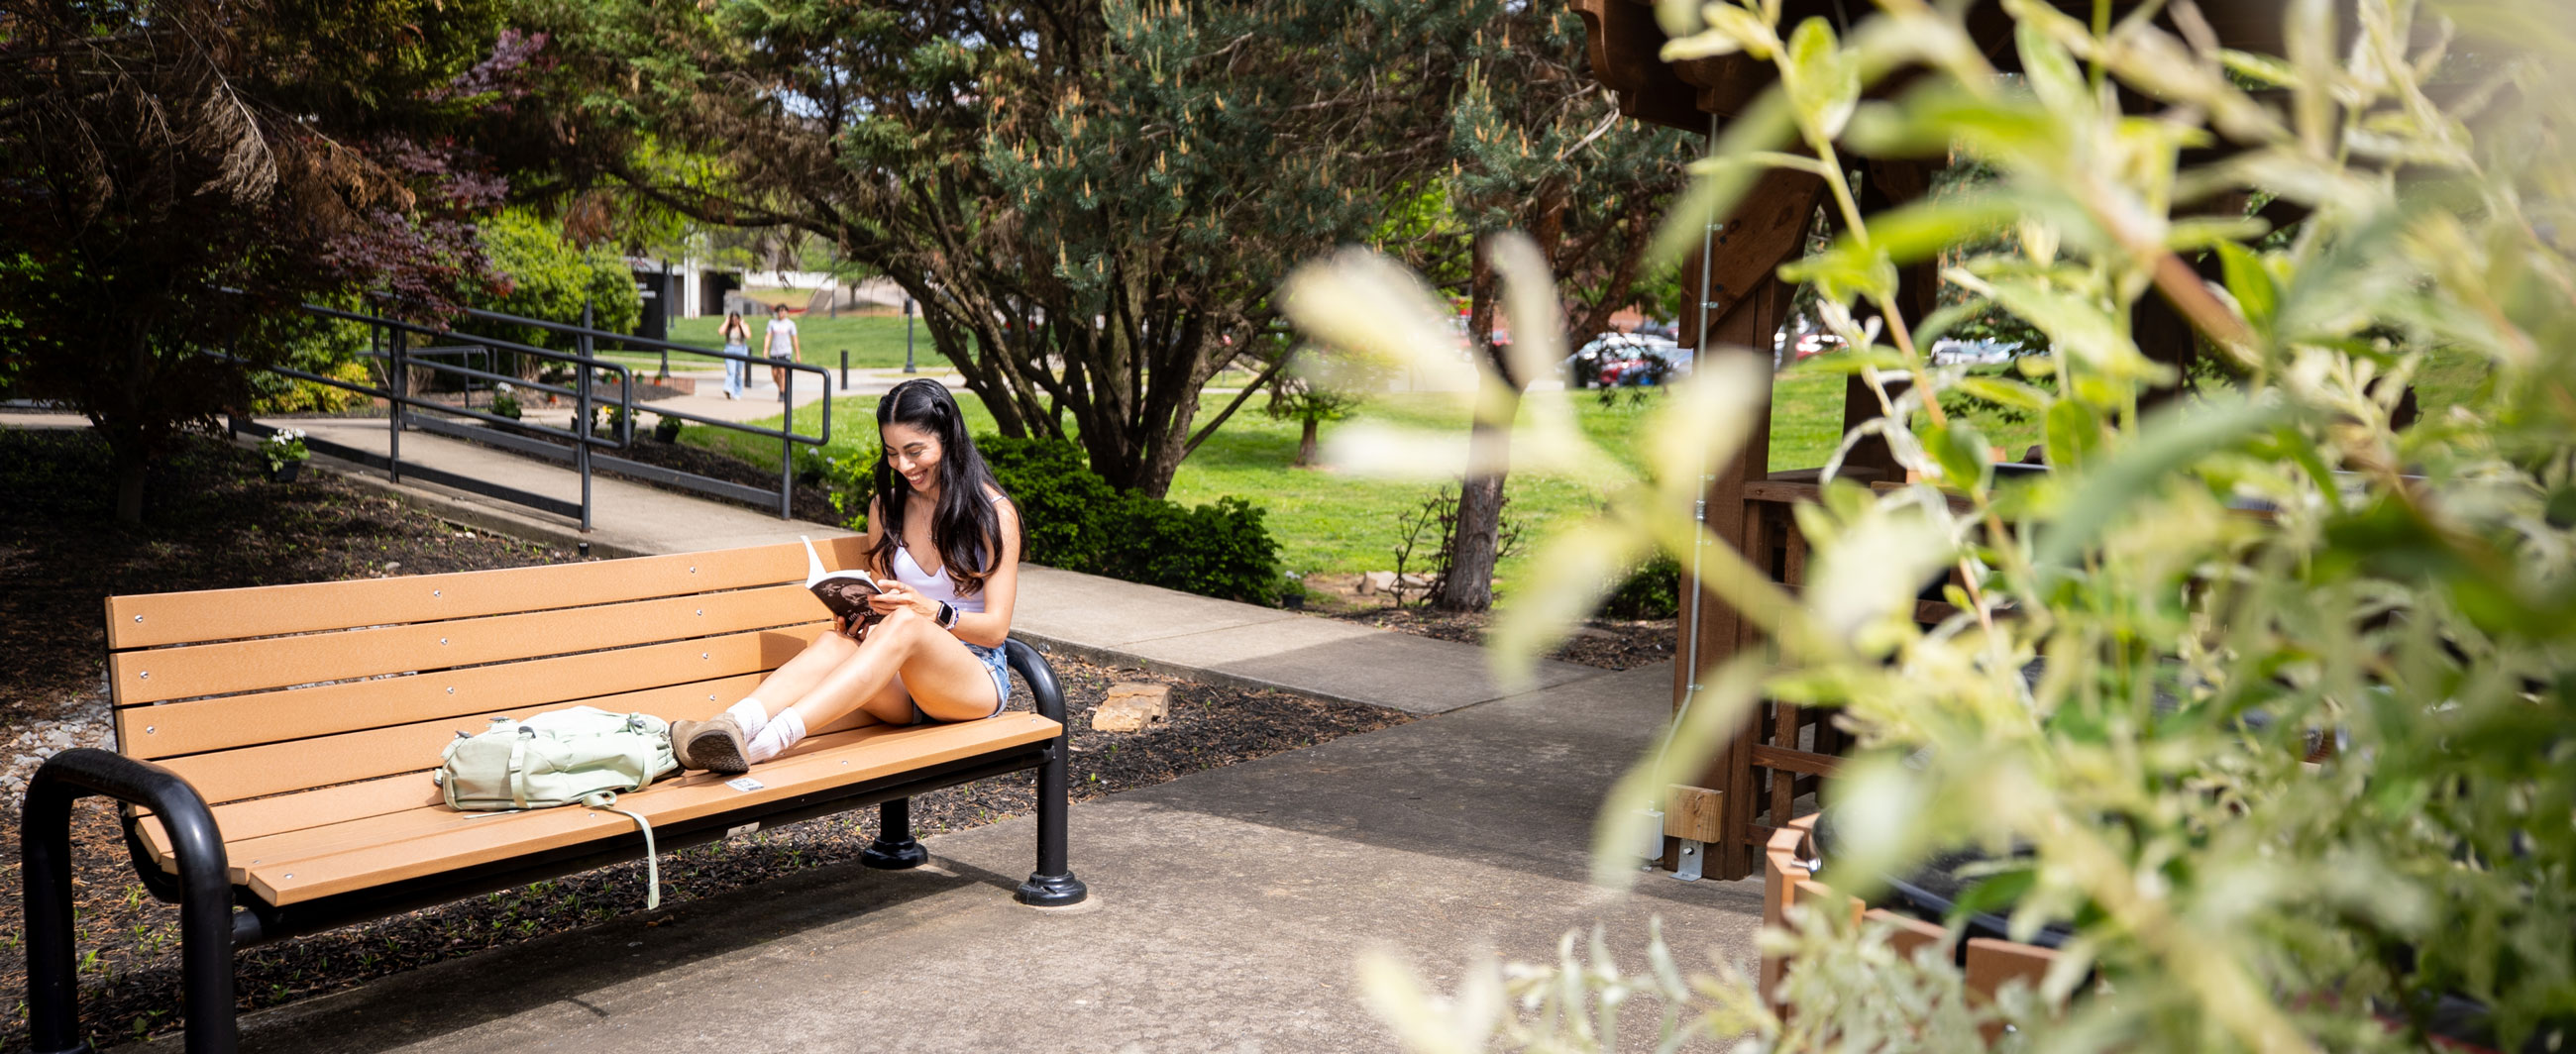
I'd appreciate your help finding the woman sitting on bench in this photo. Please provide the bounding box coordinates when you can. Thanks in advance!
[672,378,1021,774]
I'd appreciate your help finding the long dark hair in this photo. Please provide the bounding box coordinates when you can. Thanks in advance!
[870,378,1012,595]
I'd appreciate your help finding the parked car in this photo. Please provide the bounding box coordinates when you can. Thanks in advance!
[1563,332,1682,387]
[1931,337,2021,366]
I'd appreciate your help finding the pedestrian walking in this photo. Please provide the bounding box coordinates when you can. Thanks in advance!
[764,303,802,398]
[718,311,750,399]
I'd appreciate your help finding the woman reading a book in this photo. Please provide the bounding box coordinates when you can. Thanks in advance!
[670,378,1021,774]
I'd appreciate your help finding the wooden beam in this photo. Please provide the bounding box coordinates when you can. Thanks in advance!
[1664,785,1726,842]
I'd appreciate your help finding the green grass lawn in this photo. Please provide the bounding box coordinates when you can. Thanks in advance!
[601,313,956,374]
[679,366,1984,590]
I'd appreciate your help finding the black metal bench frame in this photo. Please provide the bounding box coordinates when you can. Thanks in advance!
[20,639,1086,1054]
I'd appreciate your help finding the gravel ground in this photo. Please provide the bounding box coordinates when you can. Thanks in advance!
[0,427,1409,1049]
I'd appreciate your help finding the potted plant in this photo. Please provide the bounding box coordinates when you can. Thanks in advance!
[261,428,309,482]
[653,411,683,443]
[491,382,523,421]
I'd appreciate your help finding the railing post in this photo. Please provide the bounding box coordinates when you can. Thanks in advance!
[780,366,795,520]
[839,349,848,391]
[388,324,406,482]
[578,301,594,532]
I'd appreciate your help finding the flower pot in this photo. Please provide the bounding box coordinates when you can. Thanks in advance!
[270,461,303,482]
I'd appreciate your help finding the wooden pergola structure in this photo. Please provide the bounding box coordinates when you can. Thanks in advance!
[1570,0,2300,881]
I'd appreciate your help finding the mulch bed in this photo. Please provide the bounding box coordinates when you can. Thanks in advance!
[0,426,1408,1050]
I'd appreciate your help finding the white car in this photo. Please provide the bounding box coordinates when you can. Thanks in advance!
[1931,338,2020,366]
[1564,332,1682,387]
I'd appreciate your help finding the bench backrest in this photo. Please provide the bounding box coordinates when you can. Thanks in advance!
[104,537,868,807]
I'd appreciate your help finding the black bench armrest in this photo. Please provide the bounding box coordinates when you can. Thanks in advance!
[22,749,238,1052]
[1004,638,1067,725]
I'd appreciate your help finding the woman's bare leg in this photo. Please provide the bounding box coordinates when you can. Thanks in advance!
[778,608,1001,733]
[737,630,858,717]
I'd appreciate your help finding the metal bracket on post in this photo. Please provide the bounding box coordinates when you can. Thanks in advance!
[1673,839,1708,882]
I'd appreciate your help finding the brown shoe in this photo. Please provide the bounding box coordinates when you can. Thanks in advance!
[671,716,749,775]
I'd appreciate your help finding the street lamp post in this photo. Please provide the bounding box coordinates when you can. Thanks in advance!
[904,296,916,374]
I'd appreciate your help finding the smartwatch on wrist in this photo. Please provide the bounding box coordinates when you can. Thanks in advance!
[935,600,958,629]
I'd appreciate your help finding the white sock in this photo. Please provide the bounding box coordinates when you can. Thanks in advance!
[724,698,771,740]
[744,709,806,764]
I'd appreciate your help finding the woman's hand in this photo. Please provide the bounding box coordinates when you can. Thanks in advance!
[833,613,870,642]
[870,581,940,623]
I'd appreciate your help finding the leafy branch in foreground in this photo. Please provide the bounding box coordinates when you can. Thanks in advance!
[1291,0,2576,1049]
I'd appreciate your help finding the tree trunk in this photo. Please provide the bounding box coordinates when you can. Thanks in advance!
[1438,246,1512,612]
[113,449,147,525]
[1296,416,1319,468]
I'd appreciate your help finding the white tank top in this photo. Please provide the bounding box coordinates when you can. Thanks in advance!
[890,492,1002,613]
[892,543,985,613]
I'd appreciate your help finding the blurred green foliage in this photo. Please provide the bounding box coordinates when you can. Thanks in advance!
[1338,0,2576,1051]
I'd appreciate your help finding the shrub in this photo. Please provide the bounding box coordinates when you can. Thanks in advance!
[979,433,1283,604]
[978,434,1119,571]
[1098,493,1284,605]
[1598,556,1679,620]
[249,360,374,415]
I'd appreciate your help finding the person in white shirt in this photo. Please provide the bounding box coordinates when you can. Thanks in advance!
[763,303,802,398]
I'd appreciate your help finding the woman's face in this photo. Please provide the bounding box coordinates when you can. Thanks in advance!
[882,422,943,493]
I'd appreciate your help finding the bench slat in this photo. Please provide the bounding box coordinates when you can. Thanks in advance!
[155,664,806,805]
[135,775,443,878]
[111,584,820,705]
[246,713,1062,904]
[103,539,869,650]
[131,670,888,872]
[118,626,822,759]
[130,680,921,871]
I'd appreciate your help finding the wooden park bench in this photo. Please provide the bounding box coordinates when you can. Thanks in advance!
[20,539,1086,1054]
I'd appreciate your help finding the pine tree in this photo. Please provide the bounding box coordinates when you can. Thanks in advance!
[1431,7,1700,611]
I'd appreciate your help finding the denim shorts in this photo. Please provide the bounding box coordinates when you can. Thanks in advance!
[912,641,1012,724]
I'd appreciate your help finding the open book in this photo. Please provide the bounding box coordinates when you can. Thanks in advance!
[803,536,887,626]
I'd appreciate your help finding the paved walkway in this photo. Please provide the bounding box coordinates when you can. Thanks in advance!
[2,412,1767,1051]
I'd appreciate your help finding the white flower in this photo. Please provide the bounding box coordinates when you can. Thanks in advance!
[497,382,515,394]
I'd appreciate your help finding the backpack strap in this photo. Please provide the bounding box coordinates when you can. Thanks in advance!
[581,791,660,910]
[507,727,534,809]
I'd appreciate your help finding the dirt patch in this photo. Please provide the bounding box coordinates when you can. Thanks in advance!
[0,426,1406,1049]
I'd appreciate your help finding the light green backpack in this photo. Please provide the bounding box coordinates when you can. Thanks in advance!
[435,706,680,907]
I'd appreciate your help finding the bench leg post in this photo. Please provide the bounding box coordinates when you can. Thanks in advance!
[25,749,237,1054]
[23,776,94,1054]
[1015,740,1088,906]
[860,798,928,870]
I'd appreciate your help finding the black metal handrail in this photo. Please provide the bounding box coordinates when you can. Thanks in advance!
[218,298,835,527]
